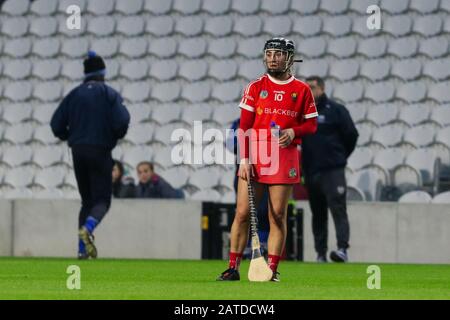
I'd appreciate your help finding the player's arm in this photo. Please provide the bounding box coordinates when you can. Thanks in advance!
[279,88,318,148]
[110,91,131,139]
[237,83,257,181]
[50,95,70,141]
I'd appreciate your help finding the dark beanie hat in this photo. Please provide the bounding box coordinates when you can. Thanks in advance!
[83,50,106,77]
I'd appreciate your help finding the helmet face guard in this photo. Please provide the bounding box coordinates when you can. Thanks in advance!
[263,37,295,73]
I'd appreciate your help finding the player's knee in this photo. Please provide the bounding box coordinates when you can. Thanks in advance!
[270,212,285,228]
[234,206,249,224]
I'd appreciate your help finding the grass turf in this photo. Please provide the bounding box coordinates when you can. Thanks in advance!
[0,257,449,300]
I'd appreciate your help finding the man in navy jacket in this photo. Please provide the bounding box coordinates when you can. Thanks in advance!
[51,51,130,259]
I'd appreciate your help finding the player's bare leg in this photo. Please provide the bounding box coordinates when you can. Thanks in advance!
[217,177,264,281]
[266,184,293,281]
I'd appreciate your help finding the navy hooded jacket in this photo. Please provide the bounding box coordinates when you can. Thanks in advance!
[50,81,130,150]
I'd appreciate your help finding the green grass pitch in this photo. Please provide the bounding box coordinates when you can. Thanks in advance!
[0,257,449,300]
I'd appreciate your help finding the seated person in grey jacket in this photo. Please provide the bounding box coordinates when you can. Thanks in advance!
[135,161,183,199]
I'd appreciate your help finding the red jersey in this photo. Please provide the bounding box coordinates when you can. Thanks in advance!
[239,74,318,144]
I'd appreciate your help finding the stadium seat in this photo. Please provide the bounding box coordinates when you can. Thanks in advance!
[372,148,406,183]
[238,59,264,81]
[208,37,237,58]
[403,125,436,149]
[116,16,145,37]
[418,36,449,58]
[32,60,61,80]
[422,59,450,81]
[333,82,364,103]
[30,0,58,15]
[34,167,66,189]
[346,103,367,124]
[3,82,33,102]
[209,60,238,81]
[347,168,384,201]
[120,60,149,81]
[122,82,151,103]
[178,38,207,58]
[211,104,240,127]
[33,82,63,102]
[260,0,290,14]
[413,15,443,37]
[366,104,399,127]
[173,0,201,14]
[380,0,409,14]
[148,61,177,82]
[236,36,266,59]
[204,16,233,37]
[90,38,119,58]
[32,146,64,168]
[3,188,34,199]
[3,167,35,189]
[221,191,236,203]
[365,82,395,103]
[298,37,327,58]
[262,16,292,36]
[151,104,182,125]
[190,189,222,202]
[122,124,154,146]
[371,125,404,148]
[328,59,359,81]
[1,17,29,38]
[405,149,441,185]
[1,146,33,168]
[322,15,352,37]
[1,0,30,16]
[390,59,422,81]
[295,59,328,79]
[3,38,32,58]
[383,15,412,37]
[327,37,357,59]
[349,0,380,13]
[387,37,418,58]
[231,0,260,14]
[396,82,427,103]
[320,0,350,14]
[33,188,65,199]
[152,146,175,168]
[347,147,373,172]
[32,38,61,58]
[292,16,322,37]
[88,17,116,37]
[355,123,373,147]
[122,146,154,169]
[211,81,243,103]
[57,15,87,37]
[3,59,32,80]
[29,17,58,37]
[358,37,388,58]
[120,37,148,58]
[1,104,33,124]
[159,166,190,189]
[33,125,59,145]
[410,0,439,13]
[397,104,431,127]
[143,0,172,14]
[233,16,263,37]
[430,105,450,127]
[181,104,214,124]
[127,104,151,124]
[181,82,212,103]
[432,191,450,204]
[178,60,208,82]
[359,59,390,81]
[202,0,231,15]
[351,16,381,38]
[189,167,221,190]
[435,127,450,150]
[175,15,204,37]
[61,60,84,81]
[428,83,450,104]
[398,191,432,203]
[145,16,174,37]
[151,82,181,103]
[115,0,144,14]
[61,38,89,58]
[87,0,115,15]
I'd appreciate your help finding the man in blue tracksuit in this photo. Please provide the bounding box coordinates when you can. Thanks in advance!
[51,51,130,259]
[302,76,358,263]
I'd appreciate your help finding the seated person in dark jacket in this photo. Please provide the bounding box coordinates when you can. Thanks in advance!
[135,161,183,199]
[112,160,135,198]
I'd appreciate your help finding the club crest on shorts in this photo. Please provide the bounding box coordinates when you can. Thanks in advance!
[289,168,297,178]
[291,92,297,101]
[260,90,268,99]
[257,107,263,115]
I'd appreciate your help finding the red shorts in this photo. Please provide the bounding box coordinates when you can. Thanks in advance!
[239,141,301,185]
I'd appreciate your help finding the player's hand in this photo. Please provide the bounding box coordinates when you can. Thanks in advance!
[238,159,254,181]
[279,128,295,148]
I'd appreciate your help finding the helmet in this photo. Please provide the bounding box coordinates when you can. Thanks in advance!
[263,37,295,73]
